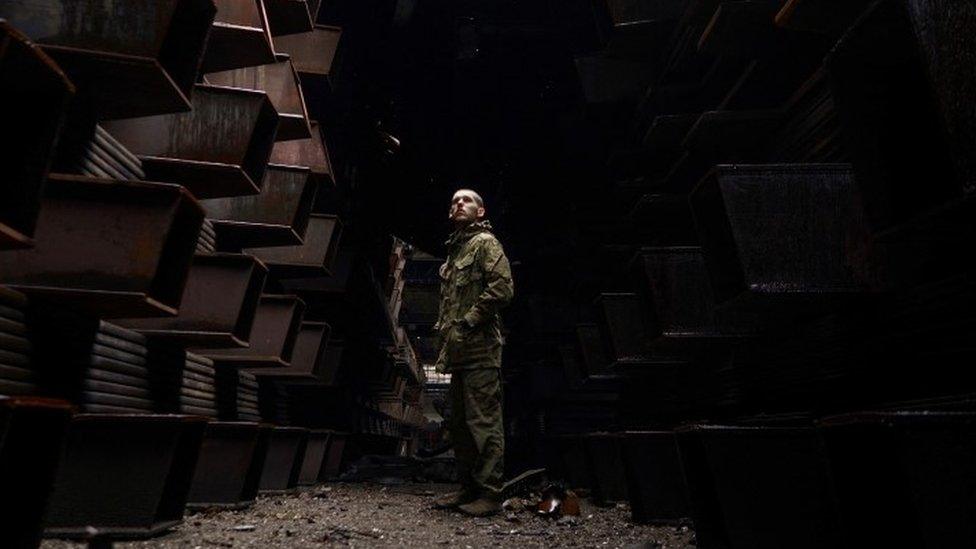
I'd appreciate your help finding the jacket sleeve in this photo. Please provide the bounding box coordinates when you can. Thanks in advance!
[462,237,514,328]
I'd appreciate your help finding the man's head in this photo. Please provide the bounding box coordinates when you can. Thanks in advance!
[449,189,485,226]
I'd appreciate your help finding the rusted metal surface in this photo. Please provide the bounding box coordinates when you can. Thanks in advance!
[0,0,216,120]
[245,213,342,278]
[620,431,691,525]
[258,426,308,493]
[148,342,218,416]
[675,423,841,549]
[318,430,346,480]
[187,421,268,509]
[269,120,334,185]
[583,432,629,504]
[102,84,280,199]
[630,247,757,357]
[690,164,873,312]
[298,429,330,485]
[117,253,268,348]
[201,164,316,250]
[248,321,331,381]
[272,24,341,77]
[202,294,306,368]
[216,369,262,422]
[205,56,311,140]
[201,0,276,73]
[0,396,73,548]
[820,412,976,547]
[0,20,74,250]
[44,414,208,539]
[0,174,203,318]
[262,0,314,36]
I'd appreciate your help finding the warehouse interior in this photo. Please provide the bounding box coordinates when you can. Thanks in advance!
[2,0,976,547]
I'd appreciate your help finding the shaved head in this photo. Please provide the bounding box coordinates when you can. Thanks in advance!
[453,188,484,207]
[450,189,486,226]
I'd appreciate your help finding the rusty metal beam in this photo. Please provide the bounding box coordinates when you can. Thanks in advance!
[297,429,330,485]
[258,426,307,493]
[202,0,276,73]
[248,321,330,380]
[272,24,341,78]
[43,414,208,539]
[0,174,203,318]
[201,164,316,250]
[118,253,268,348]
[186,421,269,509]
[201,294,306,368]
[262,0,314,36]
[245,213,342,278]
[0,396,73,548]
[205,56,311,140]
[0,0,216,120]
[103,84,280,199]
[270,120,334,185]
[0,20,74,250]
[690,164,873,312]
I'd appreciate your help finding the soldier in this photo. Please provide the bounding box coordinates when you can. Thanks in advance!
[432,189,514,517]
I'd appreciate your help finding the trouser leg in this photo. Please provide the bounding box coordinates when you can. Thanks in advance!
[459,368,505,498]
[448,372,478,492]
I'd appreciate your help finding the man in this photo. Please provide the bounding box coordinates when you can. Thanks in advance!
[432,189,514,517]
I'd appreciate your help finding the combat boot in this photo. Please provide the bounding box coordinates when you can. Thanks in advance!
[433,489,477,509]
[458,496,502,517]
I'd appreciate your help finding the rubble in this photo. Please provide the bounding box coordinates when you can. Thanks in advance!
[40,483,695,548]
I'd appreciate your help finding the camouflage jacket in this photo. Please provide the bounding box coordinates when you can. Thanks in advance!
[434,220,514,371]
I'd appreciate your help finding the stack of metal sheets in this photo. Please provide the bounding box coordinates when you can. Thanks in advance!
[0,288,37,396]
[257,378,290,424]
[197,219,217,253]
[74,125,147,181]
[148,343,218,417]
[216,369,261,422]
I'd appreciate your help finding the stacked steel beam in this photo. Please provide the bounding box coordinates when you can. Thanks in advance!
[526,1,976,546]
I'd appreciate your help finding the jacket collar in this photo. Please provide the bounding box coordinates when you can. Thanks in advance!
[446,219,493,249]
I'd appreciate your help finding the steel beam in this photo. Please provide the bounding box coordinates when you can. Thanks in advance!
[103,85,280,199]
[0,174,203,318]
[0,0,215,120]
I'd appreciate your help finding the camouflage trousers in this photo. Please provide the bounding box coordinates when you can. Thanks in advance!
[448,368,504,498]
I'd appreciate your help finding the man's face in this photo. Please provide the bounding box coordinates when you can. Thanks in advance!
[449,190,485,224]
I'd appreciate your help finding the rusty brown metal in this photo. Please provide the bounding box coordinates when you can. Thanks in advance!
[272,24,341,78]
[205,56,311,140]
[201,294,306,368]
[186,421,268,509]
[248,321,330,380]
[262,0,314,36]
[117,253,268,348]
[631,247,758,358]
[297,429,330,485]
[258,426,308,493]
[244,214,342,278]
[690,164,873,312]
[102,84,280,199]
[269,120,334,184]
[0,174,203,318]
[0,20,74,250]
[200,164,317,250]
[0,0,216,120]
[44,414,208,539]
[0,396,74,548]
[202,0,276,73]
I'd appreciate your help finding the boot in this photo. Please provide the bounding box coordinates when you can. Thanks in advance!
[458,496,502,517]
[433,489,477,509]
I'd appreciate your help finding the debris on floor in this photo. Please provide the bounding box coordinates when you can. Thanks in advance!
[40,483,696,548]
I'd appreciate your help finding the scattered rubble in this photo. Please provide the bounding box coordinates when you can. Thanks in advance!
[40,482,696,548]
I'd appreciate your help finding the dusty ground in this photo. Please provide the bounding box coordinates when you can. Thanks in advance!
[42,482,695,548]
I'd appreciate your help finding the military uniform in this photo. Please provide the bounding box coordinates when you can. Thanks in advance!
[434,220,513,502]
